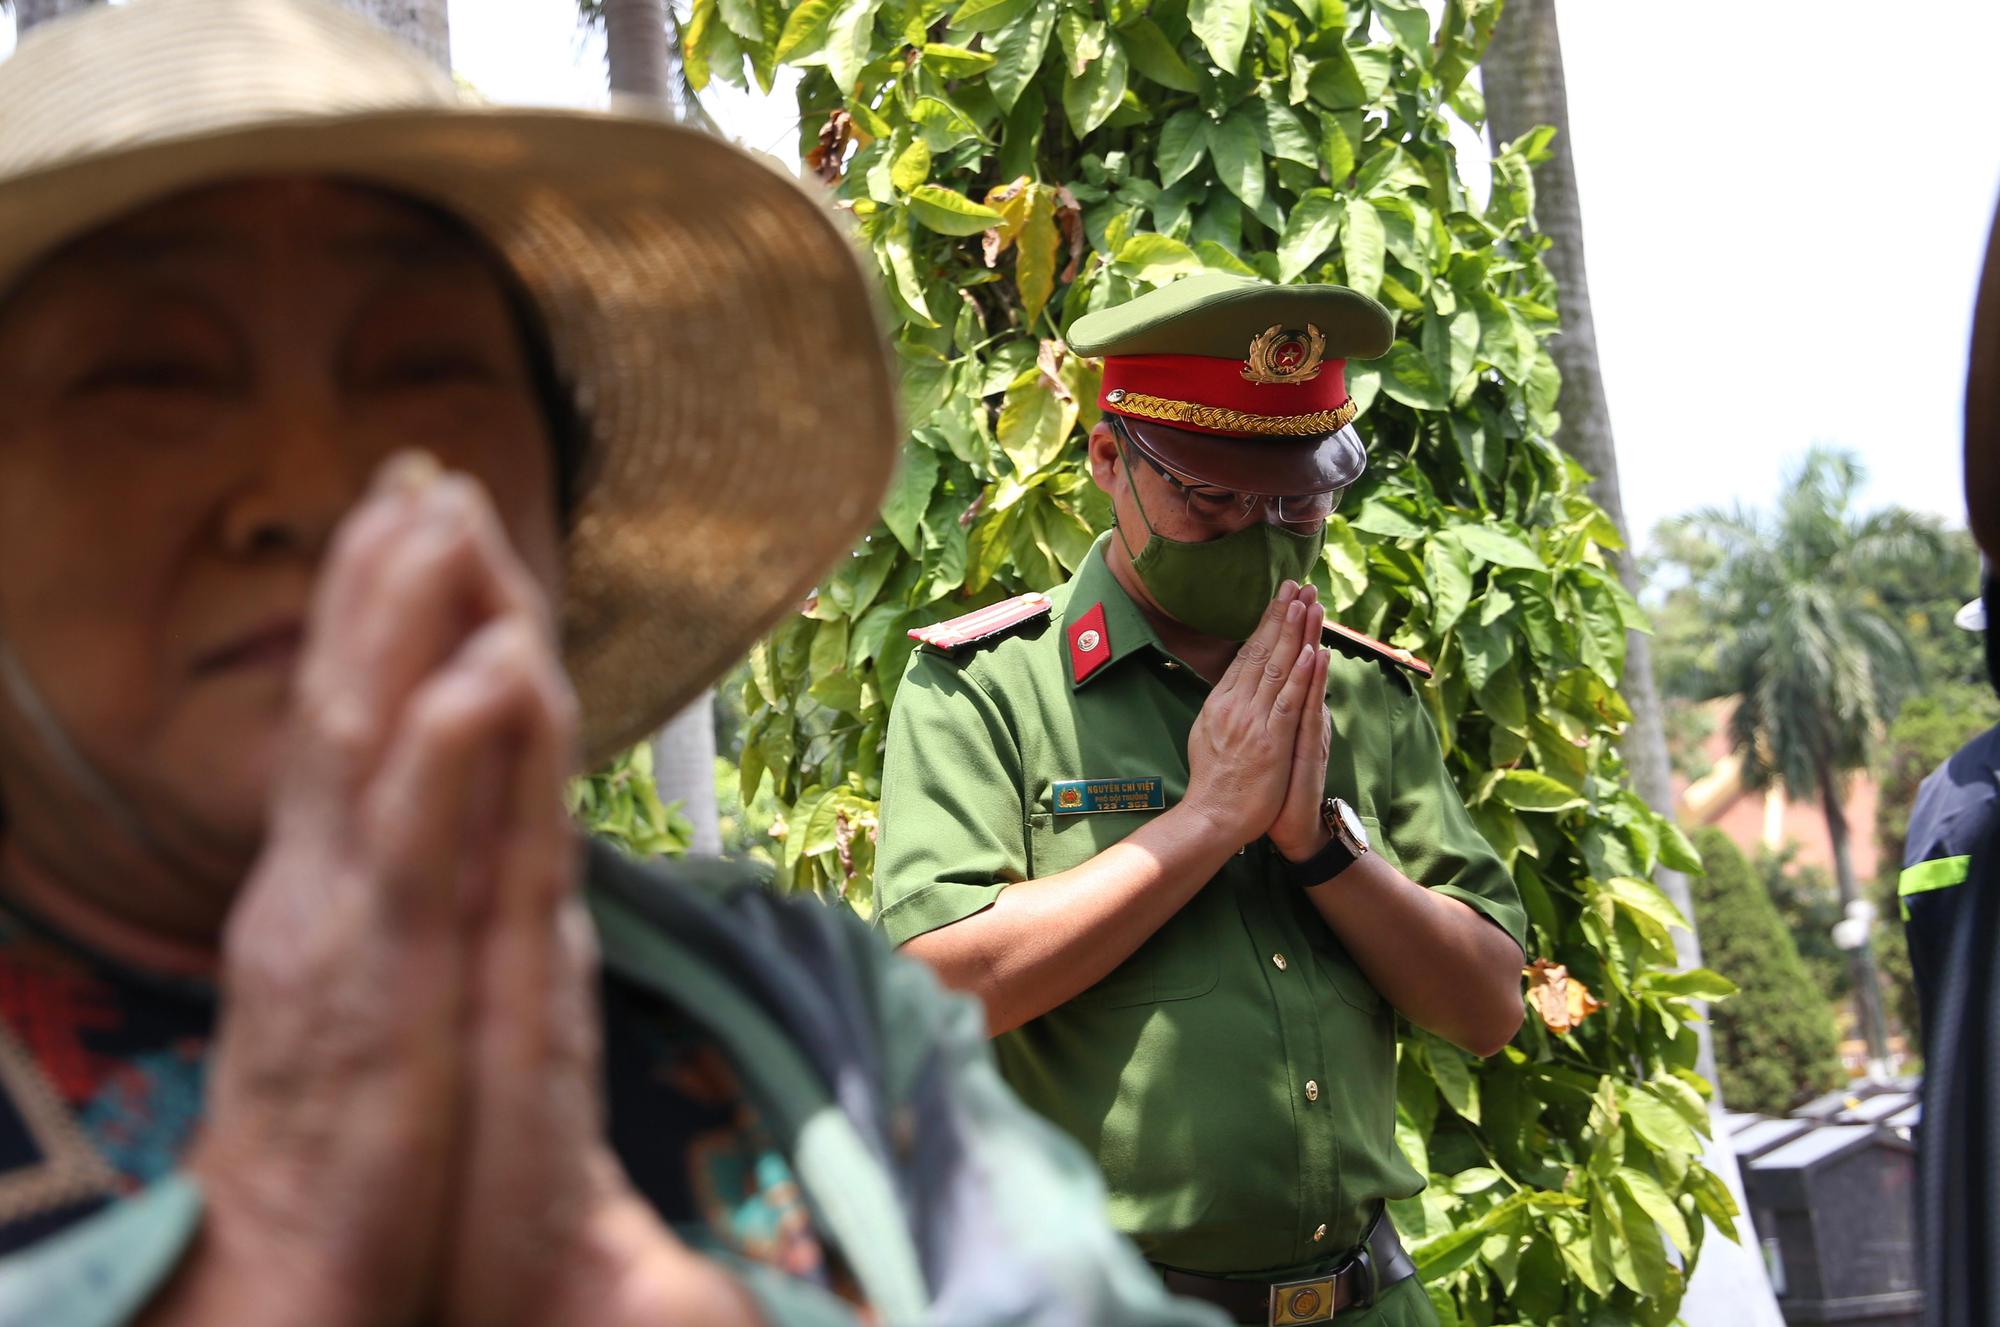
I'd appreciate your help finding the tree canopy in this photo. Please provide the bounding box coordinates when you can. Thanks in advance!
[679,0,1740,1318]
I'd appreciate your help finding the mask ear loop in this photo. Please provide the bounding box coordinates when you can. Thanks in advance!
[1108,418,1164,566]
[0,633,172,865]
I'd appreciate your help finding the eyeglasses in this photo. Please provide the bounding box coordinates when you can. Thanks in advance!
[1113,419,1342,530]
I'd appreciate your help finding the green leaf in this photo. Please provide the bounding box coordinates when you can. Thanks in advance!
[824,0,885,91]
[1057,10,1107,75]
[718,0,761,41]
[1651,1073,1714,1138]
[949,0,1032,33]
[920,41,997,75]
[881,443,940,554]
[682,0,716,89]
[891,136,932,192]
[908,94,986,150]
[1349,45,1393,101]
[1494,769,1587,813]
[1689,1161,1742,1242]
[1122,18,1200,91]
[1188,0,1252,74]
[1318,110,1355,181]
[1638,969,1737,1002]
[1305,47,1365,109]
[1063,36,1130,138]
[1260,94,1319,166]
[773,0,837,62]
[1374,0,1432,60]
[1113,232,1205,284]
[1427,1041,1481,1124]
[988,2,1057,111]
[1450,1167,1505,1195]
[909,184,1006,235]
[1618,1083,1703,1156]
[1275,188,1340,282]
[1377,344,1446,411]
[1208,110,1265,211]
[1453,525,1544,570]
[1423,534,1473,632]
[1614,1188,1674,1296]
[1337,196,1384,298]
[1158,108,1210,188]
[1015,184,1059,326]
[1617,1168,1692,1255]
[998,377,1068,477]
[1605,874,1690,932]
[1659,821,1704,873]
[1195,239,1260,278]
[879,217,934,326]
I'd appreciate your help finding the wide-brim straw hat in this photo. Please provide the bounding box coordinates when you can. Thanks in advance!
[0,0,899,767]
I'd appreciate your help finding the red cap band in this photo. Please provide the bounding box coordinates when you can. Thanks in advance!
[1099,354,1351,436]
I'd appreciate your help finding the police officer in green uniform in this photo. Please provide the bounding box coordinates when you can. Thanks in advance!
[874,275,1530,1327]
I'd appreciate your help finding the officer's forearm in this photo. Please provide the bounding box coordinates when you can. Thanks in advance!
[1302,856,1525,1056]
[900,802,1240,1037]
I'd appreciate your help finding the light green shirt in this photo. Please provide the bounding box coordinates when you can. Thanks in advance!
[876,535,1525,1280]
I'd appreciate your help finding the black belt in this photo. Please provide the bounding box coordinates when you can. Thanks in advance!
[1154,1208,1417,1325]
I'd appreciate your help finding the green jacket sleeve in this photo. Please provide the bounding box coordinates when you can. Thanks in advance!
[860,923,1231,1327]
[0,1174,201,1327]
[1385,675,1528,952]
[874,651,1030,948]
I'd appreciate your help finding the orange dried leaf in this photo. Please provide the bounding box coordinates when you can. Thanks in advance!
[1524,958,1603,1034]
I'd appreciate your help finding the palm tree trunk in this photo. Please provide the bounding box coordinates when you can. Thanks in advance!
[1483,10,1786,1321]
[600,0,714,128]
[604,0,672,101]
[1818,768,1894,1070]
[600,0,723,857]
[1482,0,1684,938]
[329,0,448,68]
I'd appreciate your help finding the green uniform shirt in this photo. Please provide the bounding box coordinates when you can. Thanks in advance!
[876,534,1526,1281]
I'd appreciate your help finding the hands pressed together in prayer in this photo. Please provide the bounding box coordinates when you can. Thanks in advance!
[1181,581,1336,863]
[150,457,756,1327]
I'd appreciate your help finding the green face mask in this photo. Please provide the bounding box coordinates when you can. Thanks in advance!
[1115,447,1325,641]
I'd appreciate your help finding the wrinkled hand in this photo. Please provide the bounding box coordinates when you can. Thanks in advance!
[169,456,752,1327]
[1181,581,1324,850]
[177,456,552,1327]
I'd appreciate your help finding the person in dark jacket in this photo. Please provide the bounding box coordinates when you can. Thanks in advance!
[1899,576,2000,1045]
[0,4,1226,1325]
[1917,199,2000,1327]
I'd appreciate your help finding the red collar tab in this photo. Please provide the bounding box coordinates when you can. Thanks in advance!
[908,592,1053,652]
[1068,602,1113,684]
[1325,621,1432,677]
[1099,353,1351,437]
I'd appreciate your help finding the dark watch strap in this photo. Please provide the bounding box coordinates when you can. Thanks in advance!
[1280,833,1357,890]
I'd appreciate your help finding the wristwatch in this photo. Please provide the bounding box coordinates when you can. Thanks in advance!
[1280,797,1371,889]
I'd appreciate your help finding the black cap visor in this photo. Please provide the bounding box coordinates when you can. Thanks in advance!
[1116,415,1367,496]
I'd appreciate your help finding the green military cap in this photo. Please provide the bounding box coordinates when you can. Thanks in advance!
[1066,273,1394,497]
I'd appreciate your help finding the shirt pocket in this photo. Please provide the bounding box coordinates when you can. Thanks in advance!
[1305,814,1396,1014]
[1026,809,1219,1009]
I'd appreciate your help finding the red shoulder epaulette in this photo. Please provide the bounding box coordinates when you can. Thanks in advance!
[1324,621,1432,678]
[908,592,1054,652]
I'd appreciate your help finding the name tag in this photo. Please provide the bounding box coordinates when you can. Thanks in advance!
[1051,777,1166,815]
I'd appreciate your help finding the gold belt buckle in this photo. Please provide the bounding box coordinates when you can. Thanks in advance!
[1268,1272,1337,1325]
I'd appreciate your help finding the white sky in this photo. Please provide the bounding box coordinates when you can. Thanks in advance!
[6,0,1996,552]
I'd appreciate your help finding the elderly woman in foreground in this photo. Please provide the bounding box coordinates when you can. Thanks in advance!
[0,3,1225,1325]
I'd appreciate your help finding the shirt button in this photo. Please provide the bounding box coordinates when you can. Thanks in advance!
[1313,1224,1327,1242]
[1272,953,1288,971]
[1305,1080,1320,1102]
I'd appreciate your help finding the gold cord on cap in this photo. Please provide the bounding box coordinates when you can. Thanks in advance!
[1104,390,1359,437]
